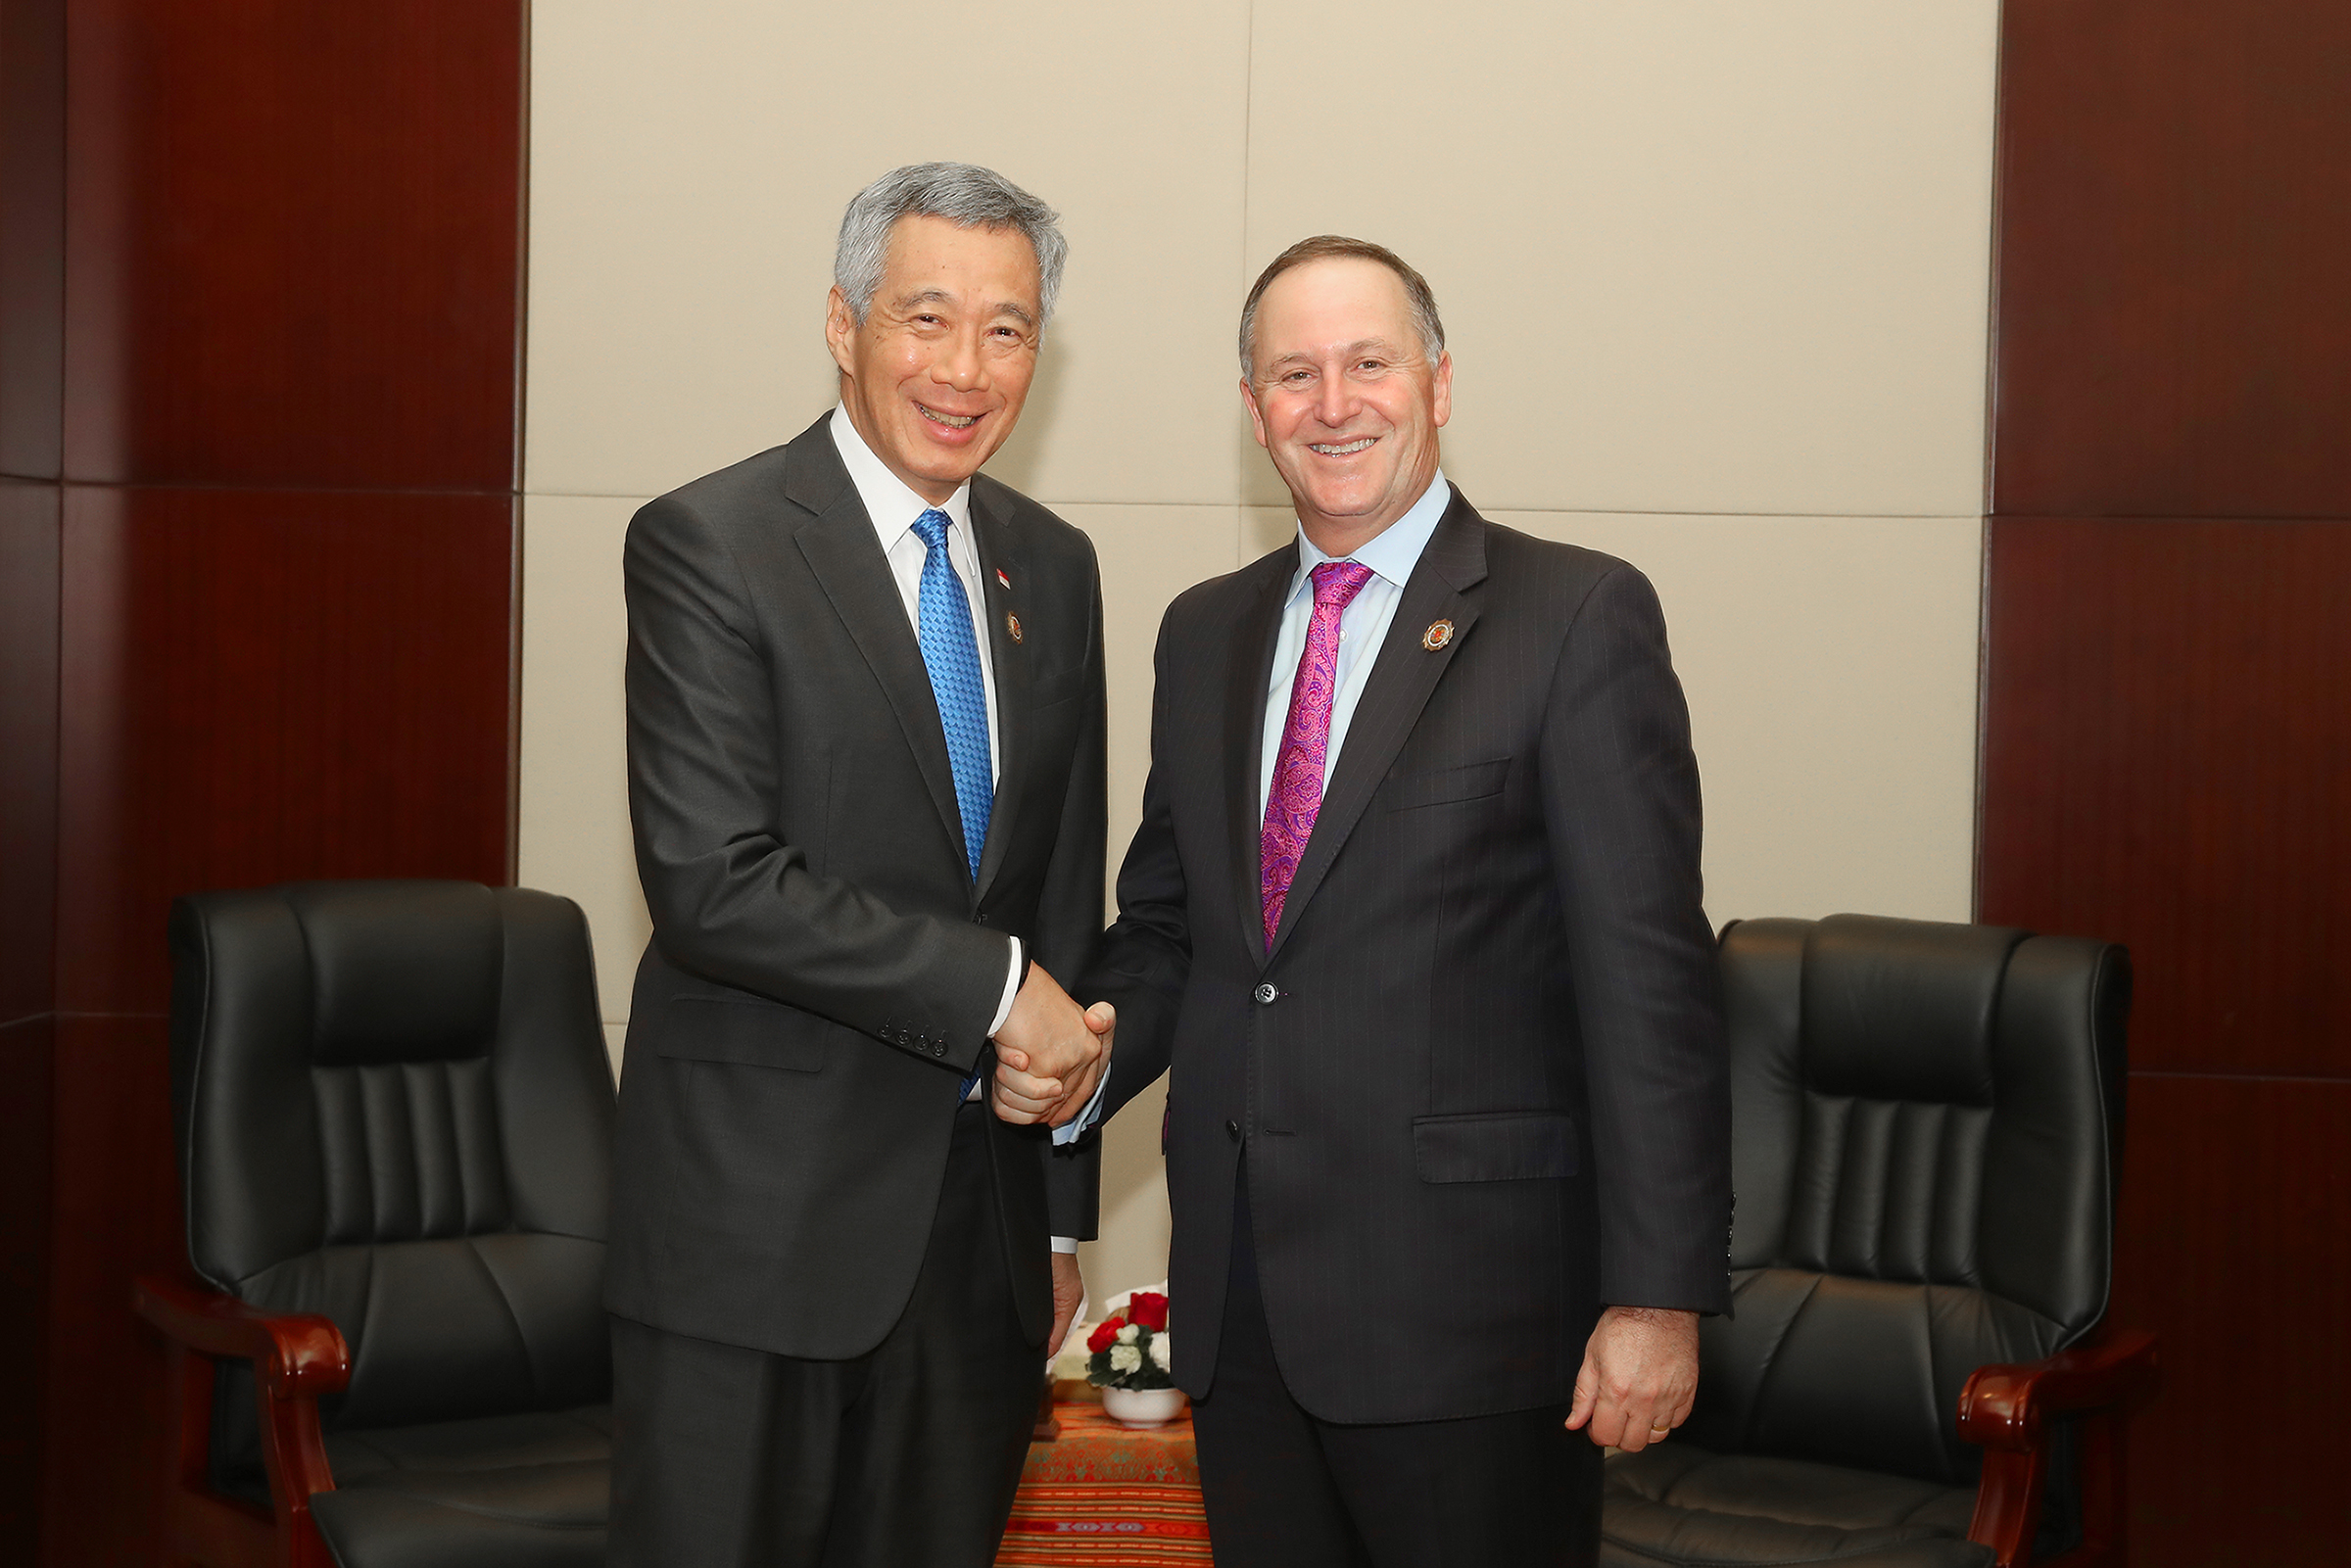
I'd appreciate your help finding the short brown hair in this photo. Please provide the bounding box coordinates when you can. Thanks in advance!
[1237,235,1447,376]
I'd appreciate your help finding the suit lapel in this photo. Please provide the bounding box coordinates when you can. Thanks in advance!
[1267,497,1489,962]
[788,436,969,875]
[1227,546,1297,967]
[969,483,1028,906]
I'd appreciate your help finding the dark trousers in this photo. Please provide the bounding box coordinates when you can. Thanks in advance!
[1191,1171,1603,1568]
[609,1102,1039,1568]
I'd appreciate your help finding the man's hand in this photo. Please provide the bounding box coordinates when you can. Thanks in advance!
[990,965,1111,1126]
[1564,1306,1699,1451]
[1048,1252,1086,1362]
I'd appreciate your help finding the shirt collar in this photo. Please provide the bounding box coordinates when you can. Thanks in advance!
[829,404,972,549]
[1287,468,1452,605]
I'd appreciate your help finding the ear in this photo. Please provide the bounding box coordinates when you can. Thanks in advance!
[824,286,858,378]
[1238,376,1270,450]
[1430,350,1454,430]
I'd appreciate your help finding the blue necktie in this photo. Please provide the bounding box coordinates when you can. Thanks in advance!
[910,508,992,881]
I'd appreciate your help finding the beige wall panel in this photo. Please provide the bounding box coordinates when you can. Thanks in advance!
[1491,510,1983,926]
[528,1,1252,506]
[1050,503,1244,904]
[519,494,654,1062]
[1051,502,1244,1303]
[1243,0,1998,518]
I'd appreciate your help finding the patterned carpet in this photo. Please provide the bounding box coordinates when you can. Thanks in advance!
[996,1383,1212,1566]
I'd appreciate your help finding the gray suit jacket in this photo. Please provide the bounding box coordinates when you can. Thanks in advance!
[1085,488,1730,1424]
[606,414,1106,1359]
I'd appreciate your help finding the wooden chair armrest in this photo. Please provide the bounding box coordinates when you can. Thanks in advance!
[134,1273,351,1402]
[1957,1328,2159,1453]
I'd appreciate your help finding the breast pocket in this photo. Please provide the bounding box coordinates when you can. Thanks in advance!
[656,997,828,1073]
[1380,757,1511,812]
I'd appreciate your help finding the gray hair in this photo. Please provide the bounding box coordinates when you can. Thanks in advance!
[834,163,1068,325]
[1238,234,1446,377]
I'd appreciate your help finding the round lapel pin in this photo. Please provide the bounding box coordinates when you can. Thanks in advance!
[1421,618,1455,651]
[1006,612,1024,643]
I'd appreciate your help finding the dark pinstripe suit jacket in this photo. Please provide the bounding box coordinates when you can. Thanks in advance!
[1084,488,1730,1424]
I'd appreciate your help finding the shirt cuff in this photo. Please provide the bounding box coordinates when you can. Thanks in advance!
[988,937,1025,1037]
[1050,1235,1079,1254]
[1049,1062,1113,1148]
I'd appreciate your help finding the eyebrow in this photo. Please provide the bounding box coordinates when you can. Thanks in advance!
[1267,337,1409,369]
[891,288,1035,328]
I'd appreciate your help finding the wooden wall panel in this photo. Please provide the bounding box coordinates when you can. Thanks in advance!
[1980,518,2351,1077]
[0,0,65,480]
[35,1015,181,1563]
[8,4,529,1561]
[2109,1074,2351,1560]
[1989,5,2351,1563]
[0,1014,56,1546]
[1994,0,2351,518]
[0,482,60,1024]
[61,0,524,489]
[54,487,515,1015]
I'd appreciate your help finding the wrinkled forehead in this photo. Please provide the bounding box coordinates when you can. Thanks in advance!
[1252,257,1419,363]
[880,214,1043,314]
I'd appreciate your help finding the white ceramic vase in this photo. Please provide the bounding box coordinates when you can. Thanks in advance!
[1099,1385,1187,1429]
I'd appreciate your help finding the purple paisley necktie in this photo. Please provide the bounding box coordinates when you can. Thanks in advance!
[1261,559,1375,948]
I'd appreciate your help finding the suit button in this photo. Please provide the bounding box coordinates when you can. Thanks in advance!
[1253,983,1277,1005]
[1225,1119,1242,1142]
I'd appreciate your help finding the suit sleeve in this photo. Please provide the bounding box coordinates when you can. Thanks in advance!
[1540,563,1732,1314]
[1082,607,1193,1123]
[624,494,1010,1070]
[1033,538,1109,1239]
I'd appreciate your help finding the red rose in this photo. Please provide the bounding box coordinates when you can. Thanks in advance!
[1086,1315,1124,1354]
[1128,1292,1169,1331]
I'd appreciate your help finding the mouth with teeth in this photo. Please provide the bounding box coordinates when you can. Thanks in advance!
[918,403,981,431]
[1308,437,1377,455]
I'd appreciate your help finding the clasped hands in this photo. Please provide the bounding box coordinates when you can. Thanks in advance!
[989,963,1114,1128]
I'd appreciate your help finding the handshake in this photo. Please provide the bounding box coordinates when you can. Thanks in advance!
[987,964,1115,1129]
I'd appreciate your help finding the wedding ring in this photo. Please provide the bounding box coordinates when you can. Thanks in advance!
[1649,1422,1672,1438]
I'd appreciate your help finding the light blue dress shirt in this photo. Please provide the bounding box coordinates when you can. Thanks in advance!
[1258,470,1452,818]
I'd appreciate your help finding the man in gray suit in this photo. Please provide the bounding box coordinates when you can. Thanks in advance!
[1064,236,1732,1566]
[605,164,1112,1568]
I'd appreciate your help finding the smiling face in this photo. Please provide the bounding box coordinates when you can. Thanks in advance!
[1241,255,1452,555]
[826,214,1044,503]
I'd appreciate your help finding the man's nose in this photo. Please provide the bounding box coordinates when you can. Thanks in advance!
[935,330,988,391]
[1314,373,1353,427]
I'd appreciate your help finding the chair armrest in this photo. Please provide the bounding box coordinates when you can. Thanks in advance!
[134,1273,351,1402]
[1957,1328,2159,1452]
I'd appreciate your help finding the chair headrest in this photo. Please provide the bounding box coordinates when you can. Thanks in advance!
[284,881,504,1066]
[1799,915,2029,1107]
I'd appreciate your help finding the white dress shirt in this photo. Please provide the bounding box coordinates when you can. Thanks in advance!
[1259,469,1452,818]
[829,409,1093,1202]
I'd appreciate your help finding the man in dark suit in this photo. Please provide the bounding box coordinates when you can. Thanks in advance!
[1070,236,1732,1566]
[604,164,1113,1568]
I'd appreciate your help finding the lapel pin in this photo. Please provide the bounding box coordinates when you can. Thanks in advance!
[1006,612,1024,643]
[1421,618,1455,651]
[995,568,1011,590]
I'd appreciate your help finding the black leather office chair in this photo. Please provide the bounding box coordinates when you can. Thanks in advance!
[136,880,616,1568]
[1603,915,2157,1568]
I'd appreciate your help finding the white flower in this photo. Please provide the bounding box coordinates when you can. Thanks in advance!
[1109,1344,1143,1373]
[1115,1324,1139,1345]
[1148,1335,1173,1370]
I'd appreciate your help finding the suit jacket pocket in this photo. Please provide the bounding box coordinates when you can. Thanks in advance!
[1413,1111,1577,1182]
[1380,757,1510,811]
[657,996,828,1073]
